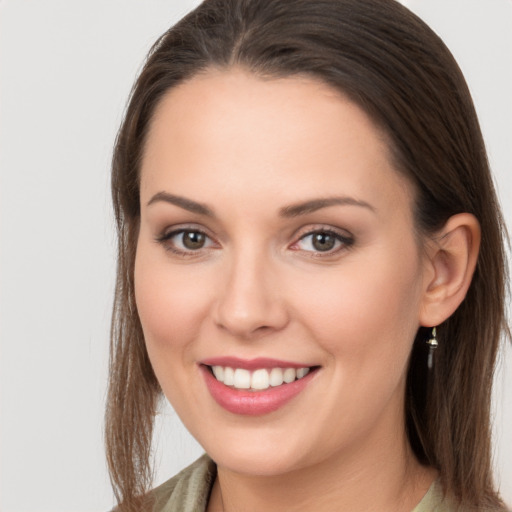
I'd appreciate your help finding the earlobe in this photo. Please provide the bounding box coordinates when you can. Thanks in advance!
[419,213,481,327]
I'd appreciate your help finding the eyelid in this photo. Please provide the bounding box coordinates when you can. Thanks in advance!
[155,224,219,256]
[289,225,355,254]
[154,223,354,257]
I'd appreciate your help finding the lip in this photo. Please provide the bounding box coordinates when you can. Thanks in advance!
[199,362,318,416]
[200,356,312,370]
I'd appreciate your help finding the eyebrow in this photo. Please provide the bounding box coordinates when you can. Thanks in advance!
[147,192,214,216]
[279,197,376,217]
[146,192,375,218]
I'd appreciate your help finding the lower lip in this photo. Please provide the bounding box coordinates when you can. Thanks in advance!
[200,365,317,416]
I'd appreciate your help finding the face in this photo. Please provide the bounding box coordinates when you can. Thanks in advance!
[135,69,429,476]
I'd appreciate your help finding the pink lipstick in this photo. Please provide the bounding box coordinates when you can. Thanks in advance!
[199,358,318,416]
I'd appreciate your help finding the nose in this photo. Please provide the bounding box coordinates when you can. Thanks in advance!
[213,250,289,340]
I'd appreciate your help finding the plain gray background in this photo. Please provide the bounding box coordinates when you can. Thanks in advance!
[0,1,510,510]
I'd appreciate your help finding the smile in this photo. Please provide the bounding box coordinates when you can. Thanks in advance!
[210,366,310,391]
[200,358,319,416]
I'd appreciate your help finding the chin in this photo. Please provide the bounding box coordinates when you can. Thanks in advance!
[199,426,320,477]
[212,449,303,476]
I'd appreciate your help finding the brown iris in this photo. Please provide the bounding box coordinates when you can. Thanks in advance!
[312,232,336,251]
[182,231,206,250]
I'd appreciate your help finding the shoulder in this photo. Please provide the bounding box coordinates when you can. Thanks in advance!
[413,480,509,512]
[413,479,456,512]
[150,454,217,512]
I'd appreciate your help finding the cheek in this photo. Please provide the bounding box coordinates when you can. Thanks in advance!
[294,249,423,365]
[133,247,211,354]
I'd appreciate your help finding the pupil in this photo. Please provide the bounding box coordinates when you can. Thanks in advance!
[183,231,205,249]
[313,233,335,251]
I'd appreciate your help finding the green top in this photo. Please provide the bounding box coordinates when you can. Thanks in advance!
[149,454,455,511]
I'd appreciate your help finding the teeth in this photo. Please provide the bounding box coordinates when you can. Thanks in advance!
[296,367,308,379]
[212,366,224,381]
[224,367,234,386]
[233,368,251,389]
[251,369,270,390]
[283,368,296,383]
[269,367,284,387]
[210,366,311,390]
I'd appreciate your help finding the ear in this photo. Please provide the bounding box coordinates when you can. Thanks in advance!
[419,213,481,327]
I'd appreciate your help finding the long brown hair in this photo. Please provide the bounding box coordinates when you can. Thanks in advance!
[105,1,510,510]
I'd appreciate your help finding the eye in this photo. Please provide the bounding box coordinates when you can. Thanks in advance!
[293,229,354,254]
[157,228,216,254]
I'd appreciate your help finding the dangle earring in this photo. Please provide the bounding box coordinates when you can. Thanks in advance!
[426,327,438,370]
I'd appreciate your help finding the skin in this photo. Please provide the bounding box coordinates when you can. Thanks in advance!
[135,69,480,511]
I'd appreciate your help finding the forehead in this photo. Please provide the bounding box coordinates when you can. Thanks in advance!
[141,68,413,214]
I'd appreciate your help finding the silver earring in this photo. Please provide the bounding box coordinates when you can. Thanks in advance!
[426,327,438,370]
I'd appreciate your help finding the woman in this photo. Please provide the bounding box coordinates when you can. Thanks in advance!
[105,0,510,510]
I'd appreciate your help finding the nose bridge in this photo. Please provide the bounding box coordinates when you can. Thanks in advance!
[214,242,287,338]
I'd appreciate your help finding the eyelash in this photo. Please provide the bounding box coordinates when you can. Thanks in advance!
[156,227,216,257]
[292,227,354,256]
[155,226,354,258]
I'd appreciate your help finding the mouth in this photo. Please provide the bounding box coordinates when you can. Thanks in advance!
[207,365,313,391]
[199,358,320,415]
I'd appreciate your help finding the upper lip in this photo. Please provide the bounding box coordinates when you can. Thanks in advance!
[200,356,315,370]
